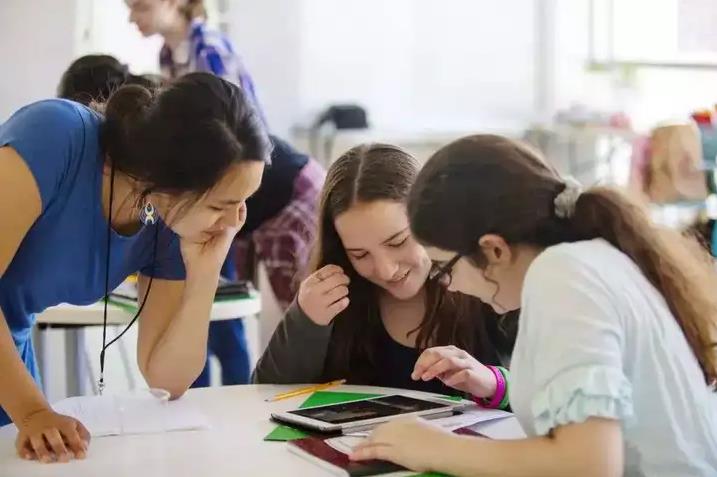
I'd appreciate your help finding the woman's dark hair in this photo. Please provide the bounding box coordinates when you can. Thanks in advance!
[409,134,717,387]
[99,72,270,203]
[312,144,501,383]
[58,54,161,106]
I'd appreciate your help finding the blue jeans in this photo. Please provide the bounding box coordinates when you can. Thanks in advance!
[192,318,250,388]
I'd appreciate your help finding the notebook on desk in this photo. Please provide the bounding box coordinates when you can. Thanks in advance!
[52,391,210,437]
[288,434,408,476]
[288,426,485,477]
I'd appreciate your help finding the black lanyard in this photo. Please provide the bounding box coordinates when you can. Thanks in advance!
[98,164,158,394]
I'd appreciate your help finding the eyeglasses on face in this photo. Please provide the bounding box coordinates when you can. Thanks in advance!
[428,253,461,286]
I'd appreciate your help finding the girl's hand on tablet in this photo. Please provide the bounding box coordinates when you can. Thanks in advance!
[412,345,497,398]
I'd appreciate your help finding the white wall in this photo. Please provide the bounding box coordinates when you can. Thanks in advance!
[0,0,161,121]
[227,0,539,138]
[1,0,541,134]
[296,0,416,129]
[407,1,536,128]
[75,0,162,73]
[0,0,77,120]
[6,1,717,138]
[225,0,304,138]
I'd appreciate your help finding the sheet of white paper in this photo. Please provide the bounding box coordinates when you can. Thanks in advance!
[52,391,210,437]
[430,407,512,431]
[470,416,526,440]
[325,435,365,455]
[340,407,513,442]
[52,395,122,436]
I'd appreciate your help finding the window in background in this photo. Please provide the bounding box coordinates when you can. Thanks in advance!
[589,0,717,68]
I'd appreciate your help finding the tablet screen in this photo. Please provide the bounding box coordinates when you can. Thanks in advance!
[288,395,447,425]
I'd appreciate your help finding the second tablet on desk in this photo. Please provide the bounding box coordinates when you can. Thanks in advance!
[271,394,461,433]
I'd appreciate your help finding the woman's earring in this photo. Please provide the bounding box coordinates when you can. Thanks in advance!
[139,201,157,225]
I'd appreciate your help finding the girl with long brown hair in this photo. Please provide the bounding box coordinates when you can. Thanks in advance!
[254,144,516,398]
[352,134,717,476]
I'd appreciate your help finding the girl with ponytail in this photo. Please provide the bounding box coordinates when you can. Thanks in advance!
[351,134,717,476]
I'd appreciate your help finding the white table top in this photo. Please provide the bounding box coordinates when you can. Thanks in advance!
[0,384,522,477]
[35,292,262,326]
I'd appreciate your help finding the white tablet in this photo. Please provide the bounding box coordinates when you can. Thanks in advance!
[270,394,459,433]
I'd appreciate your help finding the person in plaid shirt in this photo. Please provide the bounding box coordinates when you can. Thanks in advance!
[233,145,325,311]
[127,0,266,125]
